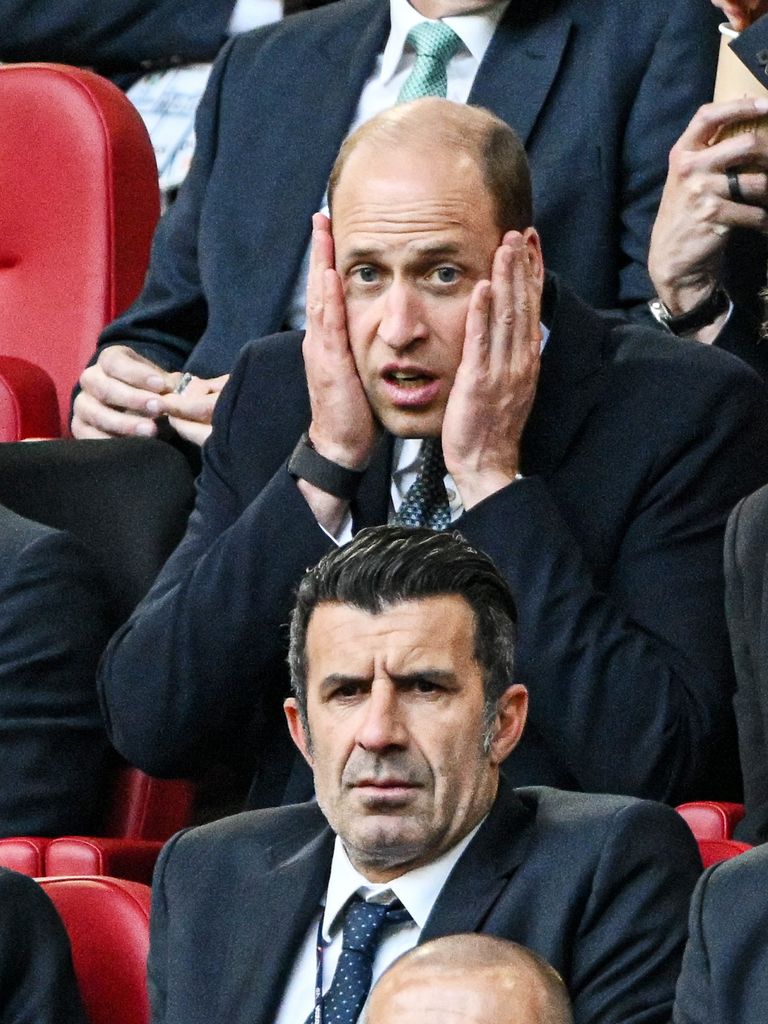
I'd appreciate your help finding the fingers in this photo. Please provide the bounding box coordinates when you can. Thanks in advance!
[71,390,159,438]
[461,233,541,376]
[306,212,335,326]
[159,379,222,423]
[678,98,768,151]
[167,415,213,447]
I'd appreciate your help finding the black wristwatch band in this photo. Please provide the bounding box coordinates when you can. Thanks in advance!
[287,431,364,500]
[648,285,730,337]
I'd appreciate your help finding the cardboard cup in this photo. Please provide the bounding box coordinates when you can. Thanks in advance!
[713,22,768,148]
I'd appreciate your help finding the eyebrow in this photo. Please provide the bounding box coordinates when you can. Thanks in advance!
[341,242,464,265]
[317,668,458,695]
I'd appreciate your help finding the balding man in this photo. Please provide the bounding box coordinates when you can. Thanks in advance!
[100,98,768,810]
[71,0,721,444]
[365,935,573,1024]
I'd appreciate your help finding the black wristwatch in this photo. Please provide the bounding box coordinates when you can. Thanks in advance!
[287,431,365,500]
[648,285,730,337]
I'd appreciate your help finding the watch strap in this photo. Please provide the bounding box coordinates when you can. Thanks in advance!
[287,431,364,500]
[649,286,730,337]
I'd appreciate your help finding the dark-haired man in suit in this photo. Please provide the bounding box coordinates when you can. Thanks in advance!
[99,99,768,811]
[71,0,722,444]
[148,526,701,1024]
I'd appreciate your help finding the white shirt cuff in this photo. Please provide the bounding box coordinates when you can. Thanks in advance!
[228,0,283,34]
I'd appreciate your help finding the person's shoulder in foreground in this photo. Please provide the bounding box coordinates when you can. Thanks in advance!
[0,868,86,1024]
[673,842,768,1024]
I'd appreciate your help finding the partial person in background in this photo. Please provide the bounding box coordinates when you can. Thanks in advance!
[0,868,86,1024]
[71,0,722,446]
[673,843,768,1024]
[723,482,768,844]
[0,504,113,836]
[365,935,573,1024]
[0,1,335,198]
[648,4,768,376]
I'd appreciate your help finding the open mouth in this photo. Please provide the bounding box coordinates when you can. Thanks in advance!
[385,369,434,388]
[381,367,440,407]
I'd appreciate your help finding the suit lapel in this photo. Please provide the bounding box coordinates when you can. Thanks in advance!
[520,276,609,477]
[469,2,573,146]
[239,823,335,1024]
[420,782,534,940]
[254,0,390,335]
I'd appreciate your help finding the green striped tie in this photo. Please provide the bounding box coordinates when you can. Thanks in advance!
[397,21,463,102]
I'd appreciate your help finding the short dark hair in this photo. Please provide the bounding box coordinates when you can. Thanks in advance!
[327,97,533,234]
[288,526,517,733]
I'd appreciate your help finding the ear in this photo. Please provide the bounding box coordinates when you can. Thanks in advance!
[488,684,528,766]
[521,227,545,287]
[284,698,314,768]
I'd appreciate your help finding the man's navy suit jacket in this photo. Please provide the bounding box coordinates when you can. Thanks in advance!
[99,277,768,808]
[724,482,768,844]
[90,0,721,379]
[673,843,768,1024]
[148,783,702,1024]
[0,505,112,836]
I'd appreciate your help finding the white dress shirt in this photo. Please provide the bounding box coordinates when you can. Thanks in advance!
[284,0,509,329]
[274,821,482,1024]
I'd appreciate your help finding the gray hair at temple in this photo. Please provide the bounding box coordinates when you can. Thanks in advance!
[287,526,517,745]
[363,934,574,1024]
[327,96,534,234]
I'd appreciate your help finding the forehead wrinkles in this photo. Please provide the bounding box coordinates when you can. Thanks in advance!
[336,195,478,240]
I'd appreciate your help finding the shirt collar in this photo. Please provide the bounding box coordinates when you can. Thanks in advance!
[380,0,509,85]
[322,818,483,939]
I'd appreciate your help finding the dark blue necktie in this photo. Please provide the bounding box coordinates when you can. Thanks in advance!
[310,895,410,1024]
[392,438,451,531]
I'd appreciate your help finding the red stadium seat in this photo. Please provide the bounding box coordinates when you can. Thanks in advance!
[0,63,159,437]
[676,801,746,841]
[697,837,752,869]
[39,876,151,1024]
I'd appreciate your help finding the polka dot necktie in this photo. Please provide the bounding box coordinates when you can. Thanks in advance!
[397,21,463,102]
[310,895,411,1024]
[392,438,451,531]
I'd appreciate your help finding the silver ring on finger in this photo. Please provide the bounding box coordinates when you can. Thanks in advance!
[726,167,745,203]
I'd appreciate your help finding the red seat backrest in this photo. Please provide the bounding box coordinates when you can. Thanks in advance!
[39,876,151,1024]
[0,63,159,436]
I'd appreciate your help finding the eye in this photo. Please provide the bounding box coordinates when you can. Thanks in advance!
[331,681,365,700]
[412,677,441,694]
[430,266,459,285]
[353,265,379,284]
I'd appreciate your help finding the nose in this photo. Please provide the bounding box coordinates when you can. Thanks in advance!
[376,280,429,352]
[355,680,409,753]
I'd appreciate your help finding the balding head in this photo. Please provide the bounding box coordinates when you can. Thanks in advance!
[365,935,573,1024]
[328,97,533,236]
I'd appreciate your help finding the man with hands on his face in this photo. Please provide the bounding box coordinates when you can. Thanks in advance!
[70,0,722,446]
[99,99,768,811]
